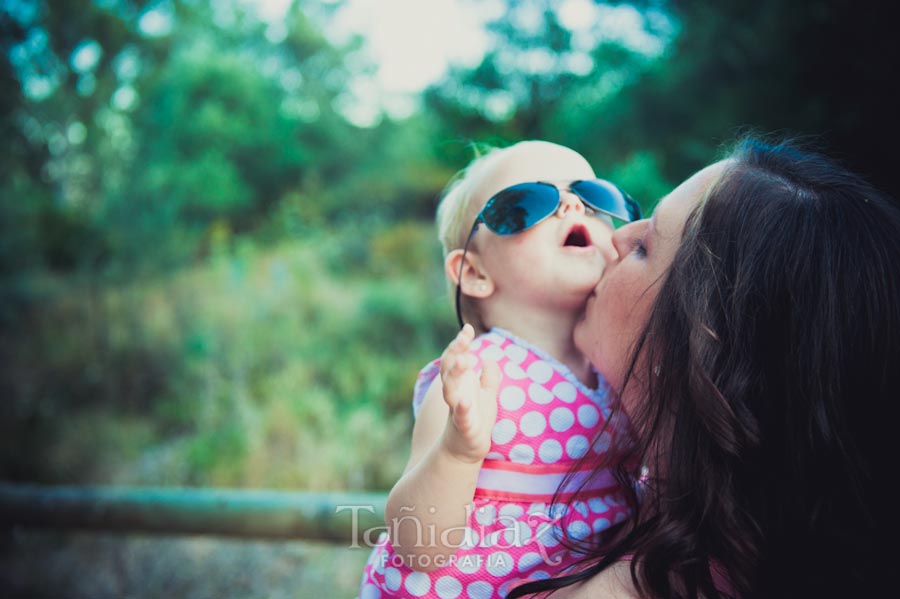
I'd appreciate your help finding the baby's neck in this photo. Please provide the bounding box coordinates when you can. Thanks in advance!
[488,313,596,388]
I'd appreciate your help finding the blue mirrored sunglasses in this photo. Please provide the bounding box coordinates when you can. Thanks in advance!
[455,179,642,327]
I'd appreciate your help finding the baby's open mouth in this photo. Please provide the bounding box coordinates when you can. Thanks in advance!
[564,224,591,247]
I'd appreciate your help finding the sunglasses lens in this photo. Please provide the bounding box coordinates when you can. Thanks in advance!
[571,180,642,222]
[480,183,561,235]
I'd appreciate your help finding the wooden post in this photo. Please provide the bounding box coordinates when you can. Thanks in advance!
[0,484,387,544]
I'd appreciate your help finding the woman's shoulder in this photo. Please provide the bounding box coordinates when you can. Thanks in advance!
[522,561,640,599]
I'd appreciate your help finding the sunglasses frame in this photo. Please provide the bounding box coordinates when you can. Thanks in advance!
[454,179,641,328]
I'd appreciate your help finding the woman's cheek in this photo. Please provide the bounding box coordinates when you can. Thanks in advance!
[588,273,645,384]
[576,294,615,376]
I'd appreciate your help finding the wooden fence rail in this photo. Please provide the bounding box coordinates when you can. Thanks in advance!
[0,483,387,543]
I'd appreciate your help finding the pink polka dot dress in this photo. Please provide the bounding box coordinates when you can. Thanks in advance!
[359,328,632,599]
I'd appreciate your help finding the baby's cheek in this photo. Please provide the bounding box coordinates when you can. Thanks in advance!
[591,224,617,265]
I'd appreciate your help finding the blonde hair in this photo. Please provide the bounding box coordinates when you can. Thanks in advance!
[435,143,515,330]
[437,144,505,256]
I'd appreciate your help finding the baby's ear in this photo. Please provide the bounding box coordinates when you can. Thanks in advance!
[445,249,494,298]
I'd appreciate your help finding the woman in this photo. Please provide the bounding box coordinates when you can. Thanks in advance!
[509,137,898,598]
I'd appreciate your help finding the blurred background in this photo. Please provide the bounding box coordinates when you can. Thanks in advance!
[1,0,897,596]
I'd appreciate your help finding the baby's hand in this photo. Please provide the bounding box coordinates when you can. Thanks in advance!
[439,324,501,464]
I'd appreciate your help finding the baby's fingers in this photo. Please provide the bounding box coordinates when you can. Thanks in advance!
[441,326,476,381]
[479,358,502,398]
[443,324,475,361]
[443,353,476,406]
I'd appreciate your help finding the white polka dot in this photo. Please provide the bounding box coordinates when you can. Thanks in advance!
[475,504,497,526]
[549,407,575,432]
[480,345,503,362]
[614,511,628,523]
[527,502,547,515]
[456,553,481,574]
[460,527,480,550]
[566,435,589,458]
[527,360,553,383]
[588,497,608,513]
[503,520,532,545]
[530,570,551,580]
[519,411,546,437]
[536,438,561,463]
[567,520,591,541]
[504,362,527,379]
[517,551,544,573]
[486,551,514,577]
[548,503,568,519]
[577,404,600,428]
[528,383,553,404]
[435,575,463,599]
[483,332,504,345]
[491,419,517,445]
[498,504,525,519]
[467,581,494,599]
[509,444,534,464]
[592,517,611,532]
[498,580,514,598]
[553,381,577,403]
[544,526,566,548]
[592,431,611,454]
[405,572,431,596]
[360,583,382,599]
[485,451,504,460]
[384,567,401,591]
[604,493,621,507]
[571,501,589,518]
[504,344,527,363]
[538,524,562,547]
[499,386,526,411]
[469,338,483,351]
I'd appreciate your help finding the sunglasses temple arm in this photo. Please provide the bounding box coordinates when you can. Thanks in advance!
[455,222,480,329]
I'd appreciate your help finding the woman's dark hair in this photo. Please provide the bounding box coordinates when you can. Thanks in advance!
[509,137,898,598]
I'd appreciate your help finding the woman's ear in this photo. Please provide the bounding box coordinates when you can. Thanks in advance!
[445,249,494,299]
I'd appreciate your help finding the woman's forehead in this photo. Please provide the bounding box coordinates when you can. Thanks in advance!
[653,161,727,240]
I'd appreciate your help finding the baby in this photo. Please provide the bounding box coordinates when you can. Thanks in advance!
[360,141,641,598]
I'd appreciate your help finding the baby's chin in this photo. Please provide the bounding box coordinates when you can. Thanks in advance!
[566,278,603,307]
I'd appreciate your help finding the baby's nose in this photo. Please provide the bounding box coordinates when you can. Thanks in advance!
[557,191,585,216]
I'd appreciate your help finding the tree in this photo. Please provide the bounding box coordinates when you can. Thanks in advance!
[594,0,900,198]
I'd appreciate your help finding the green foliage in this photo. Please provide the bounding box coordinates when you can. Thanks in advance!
[2,0,897,504]
[132,51,297,221]
[2,220,452,491]
[604,150,672,214]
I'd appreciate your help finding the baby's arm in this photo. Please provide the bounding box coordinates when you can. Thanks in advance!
[384,325,500,571]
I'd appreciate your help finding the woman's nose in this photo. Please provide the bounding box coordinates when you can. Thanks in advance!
[556,191,585,217]
[610,227,630,260]
[596,230,617,263]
